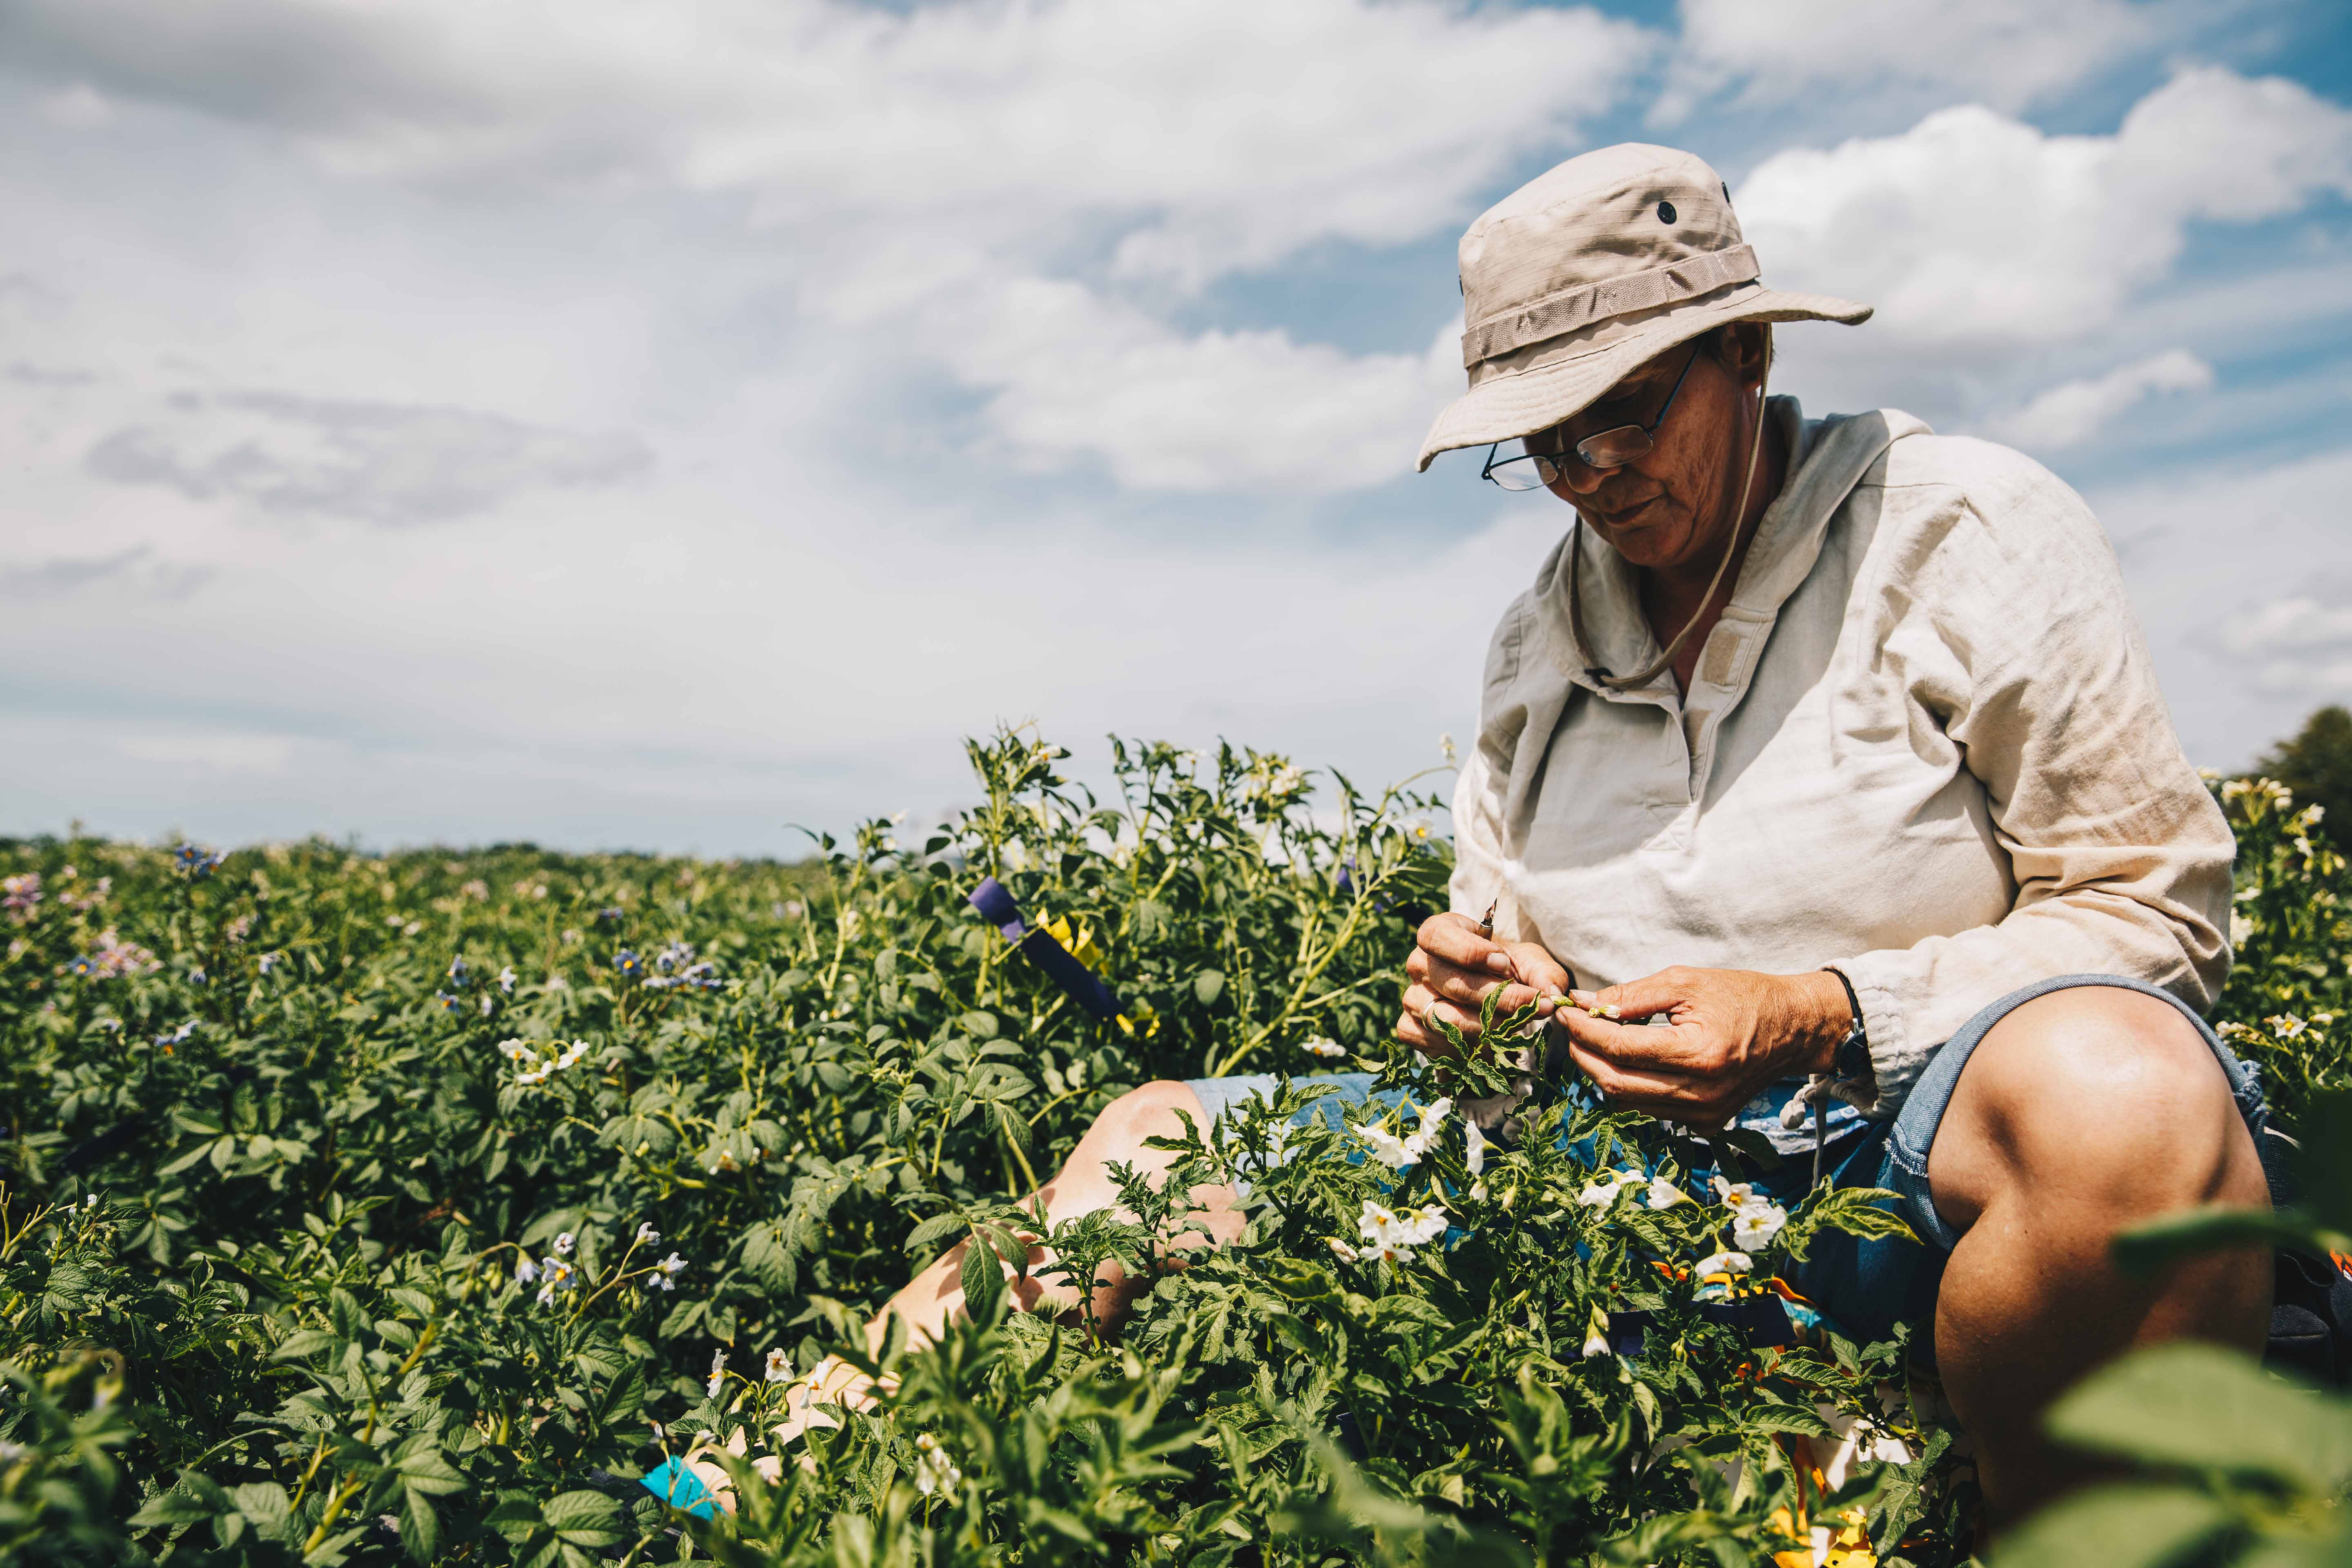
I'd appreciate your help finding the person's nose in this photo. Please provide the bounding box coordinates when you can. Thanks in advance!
[1545,449,1616,498]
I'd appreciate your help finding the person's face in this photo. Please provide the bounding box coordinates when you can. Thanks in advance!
[1523,329,1762,572]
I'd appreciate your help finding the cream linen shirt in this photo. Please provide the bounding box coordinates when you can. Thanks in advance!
[1448,396,2234,1125]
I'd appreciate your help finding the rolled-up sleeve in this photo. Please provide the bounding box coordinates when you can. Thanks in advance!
[1827,452,2234,1111]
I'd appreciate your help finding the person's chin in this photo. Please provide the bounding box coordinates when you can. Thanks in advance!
[1584,499,1675,548]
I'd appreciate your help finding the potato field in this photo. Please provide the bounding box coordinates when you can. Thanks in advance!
[4,732,2351,1567]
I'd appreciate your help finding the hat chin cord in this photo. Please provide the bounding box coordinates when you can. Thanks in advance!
[1566,337,1771,692]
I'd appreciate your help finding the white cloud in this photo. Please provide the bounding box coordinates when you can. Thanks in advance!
[84,390,654,527]
[115,732,299,774]
[3,0,1653,297]
[1660,0,2162,122]
[37,82,113,126]
[0,0,1659,500]
[948,281,1462,490]
[1982,348,2212,450]
[2082,444,2352,768]
[1737,66,2352,347]
[2250,658,2352,694]
[0,544,211,600]
[2224,597,2352,656]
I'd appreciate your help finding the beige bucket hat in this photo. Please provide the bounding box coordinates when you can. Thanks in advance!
[1416,143,1871,472]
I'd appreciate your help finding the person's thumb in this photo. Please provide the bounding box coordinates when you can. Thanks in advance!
[1571,969,1689,1025]
[1506,941,1571,995]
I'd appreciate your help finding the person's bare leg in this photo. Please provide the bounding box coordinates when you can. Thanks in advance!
[777,1080,1246,1435]
[1927,987,2270,1524]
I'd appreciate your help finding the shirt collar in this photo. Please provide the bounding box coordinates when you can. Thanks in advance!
[1538,397,1927,698]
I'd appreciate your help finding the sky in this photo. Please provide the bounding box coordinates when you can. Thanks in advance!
[3,0,2350,856]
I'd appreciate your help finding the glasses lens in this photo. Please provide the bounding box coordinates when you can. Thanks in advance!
[1484,453,1554,491]
[1576,424,1650,469]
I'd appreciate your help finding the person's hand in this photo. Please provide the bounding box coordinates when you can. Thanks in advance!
[1556,966,1850,1127]
[1396,913,1571,1058]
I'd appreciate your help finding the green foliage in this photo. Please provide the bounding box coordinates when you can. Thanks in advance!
[1,733,2344,1565]
[2209,773,2352,1126]
[2254,706,2352,853]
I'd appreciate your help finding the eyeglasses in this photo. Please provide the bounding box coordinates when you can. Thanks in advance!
[1480,341,1704,492]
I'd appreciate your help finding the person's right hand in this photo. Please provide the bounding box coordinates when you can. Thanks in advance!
[1396,912,1570,1058]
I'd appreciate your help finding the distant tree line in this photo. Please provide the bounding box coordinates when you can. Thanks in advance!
[2257,705,2352,848]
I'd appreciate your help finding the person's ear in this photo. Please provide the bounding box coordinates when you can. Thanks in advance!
[1718,323,1769,388]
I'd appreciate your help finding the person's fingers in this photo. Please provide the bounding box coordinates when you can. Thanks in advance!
[1565,1041,1741,1127]
[1415,990,1484,1037]
[1399,986,1479,1042]
[1557,1008,1713,1072]
[1418,959,1494,1008]
[1416,911,1516,977]
[1438,967,1560,1013]
[1572,966,1701,1022]
[1505,942,1570,1004]
[1563,1038,1698,1106]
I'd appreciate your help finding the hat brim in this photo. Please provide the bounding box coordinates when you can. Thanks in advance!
[1414,282,1871,472]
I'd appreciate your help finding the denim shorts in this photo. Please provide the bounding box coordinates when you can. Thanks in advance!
[1190,973,2269,1348]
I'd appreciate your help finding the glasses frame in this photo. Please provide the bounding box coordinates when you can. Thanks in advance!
[1480,339,1706,491]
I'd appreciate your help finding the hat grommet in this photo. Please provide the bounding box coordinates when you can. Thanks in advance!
[1656,200,1676,224]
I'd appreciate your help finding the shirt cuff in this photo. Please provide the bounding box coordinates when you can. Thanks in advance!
[1825,959,1913,1118]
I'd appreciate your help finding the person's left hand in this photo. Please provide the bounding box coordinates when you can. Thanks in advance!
[1555,965,1851,1128]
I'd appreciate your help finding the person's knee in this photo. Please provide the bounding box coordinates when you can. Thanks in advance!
[1082,1080,1209,1158]
[1931,986,2259,1232]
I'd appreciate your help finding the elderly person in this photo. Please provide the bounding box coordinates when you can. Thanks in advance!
[788,145,2271,1523]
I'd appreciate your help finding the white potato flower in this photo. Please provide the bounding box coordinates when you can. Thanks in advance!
[1732,1201,1788,1251]
[1351,1097,1455,1171]
[763,1348,792,1384]
[913,1432,961,1498]
[1354,1124,1419,1170]
[1710,1176,1788,1250]
[1354,1200,1448,1262]
[1577,1169,1646,1208]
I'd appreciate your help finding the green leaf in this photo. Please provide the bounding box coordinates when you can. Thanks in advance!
[2230,1537,2352,1568]
[392,1443,466,1496]
[1989,1483,2233,1568]
[272,1328,341,1360]
[961,1230,1008,1322]
[1194,969,1227,1006]
[401,1485,441,1563]
[541,1488,621,1545]
[904,1212,969,1254]
[2045,1342,2352,1493]
[129,1486,215,1528]
[230,1481,292,1533]
[2114,1205,2343,1273]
